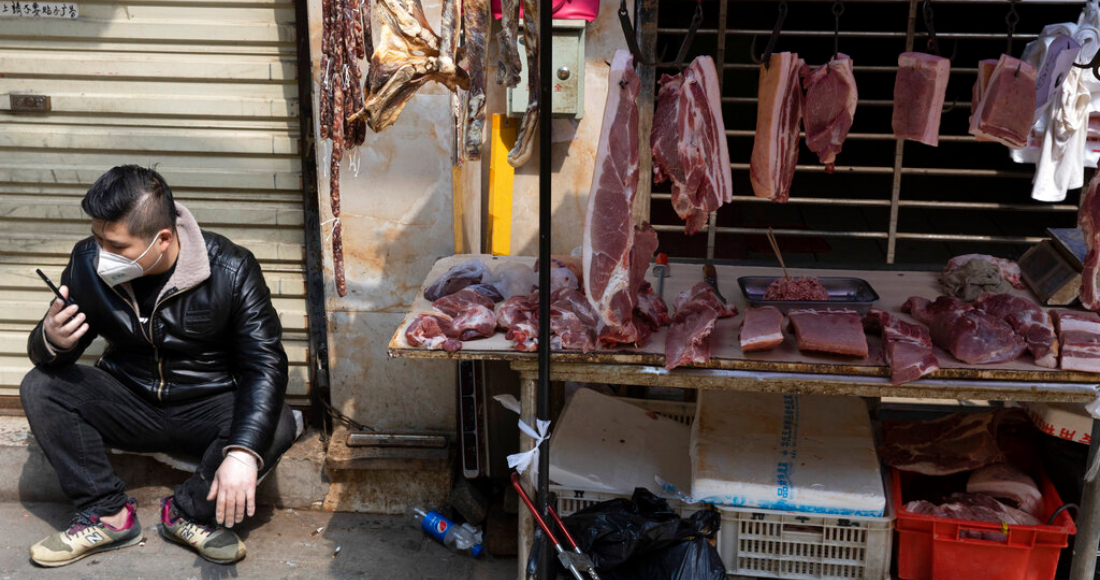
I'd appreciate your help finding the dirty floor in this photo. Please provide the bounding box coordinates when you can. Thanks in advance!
[0,502,516,580]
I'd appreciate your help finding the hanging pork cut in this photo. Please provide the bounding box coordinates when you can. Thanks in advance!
[506,0,540,167]
[903,296,1027,365]
[1079,173,1100,311]
[651,55,732,235]
[583,50,652,347]
[461,0,491,160]
[740,306,785,353]
[800,53,858,172]
[892,52,950,146]
[787,309,868,358]
[864,308,939,385]
[969,58,999,142]
[750,52,804,203]
[969,55,1037,149]
[973,293,1059,368]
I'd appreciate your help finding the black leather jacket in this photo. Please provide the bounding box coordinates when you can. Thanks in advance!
[28,225,288,458]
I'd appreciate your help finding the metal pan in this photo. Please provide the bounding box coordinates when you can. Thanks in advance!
[738,276,881,314]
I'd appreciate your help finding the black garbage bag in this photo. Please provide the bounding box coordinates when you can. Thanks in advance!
[526,488,725,580]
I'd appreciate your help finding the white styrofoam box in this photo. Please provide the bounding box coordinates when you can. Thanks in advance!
[691,391,886,517]
[1014,401,1093,445]
[682,502,894,580]
[549,389,692,496]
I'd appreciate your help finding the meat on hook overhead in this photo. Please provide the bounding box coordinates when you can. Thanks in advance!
[506,0,539,167]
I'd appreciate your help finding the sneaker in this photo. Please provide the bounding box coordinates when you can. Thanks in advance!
[29,498,142,567]
[158,497,246,564]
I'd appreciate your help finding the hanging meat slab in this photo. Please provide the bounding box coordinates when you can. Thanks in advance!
[1080,173,1100,311]
[864,308,939,385]
[495,0,523,87]
[583,50,648,347]
[750,52,804,203]
[651,55,732,235]
[506,0,539,167]
[973,293,1059,368]
[892,52,950,146]
[969,54,1036,149]
[800,53,857,173]
[902,296,1027,365]
[969,58,999,141]
[462,0,491,160]
[357,0,470,133]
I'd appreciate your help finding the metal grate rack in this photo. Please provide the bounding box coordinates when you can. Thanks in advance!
[644,0,1089,267]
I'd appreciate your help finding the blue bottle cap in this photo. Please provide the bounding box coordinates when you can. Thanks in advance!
[471,544,484,558]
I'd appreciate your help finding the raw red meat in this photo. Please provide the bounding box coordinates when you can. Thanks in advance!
[968,55,1036,149]
[1059,330,1100,372]
[1079,173,1100,310]
[549,288,599,353]
[973,293,1059,368]
[405,312,462,352]
[750,52,804,203]
[764,276,829,301]
[903,296,1027,365]
[431,288,496,317]
[635,281,671,330]
[970,58,999,119]
[672,281,738,319]
[943,254,1025,290]
[740,306,785,353]
[665,286,724,370]
[800,53,858,172]
[881,411,1011,475]
[651,55,732,235]
[864,308,939,385]
[451,305,497,341]
[1052,309,1100,335]
[583,50,647,347]
[787,309,868,357]
[905,493,1040,540]
[497,293,539,351]
[967,463,1043,518]
[892,52,950,146]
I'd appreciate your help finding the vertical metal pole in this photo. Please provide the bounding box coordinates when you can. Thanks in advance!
[633,0,659,227]
[887,0,918,264]
[1070,418,1100,580]
[536,0,553,576]
[707,0,729,260]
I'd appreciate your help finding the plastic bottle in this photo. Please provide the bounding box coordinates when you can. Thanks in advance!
[408,507,485,558]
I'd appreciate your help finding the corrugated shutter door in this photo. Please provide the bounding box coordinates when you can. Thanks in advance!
[0,0,311,405]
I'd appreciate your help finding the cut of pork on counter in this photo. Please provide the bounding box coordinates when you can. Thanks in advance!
[800,53,858,172]
[1079,173,1100,310]
[651,55,732,236]
[972,293,1059,368]
[968,54,1037,149]
[548,288,599,353]
[406,312,462,352]
[892,52,950,146]
[864,308,939,385]
[665,282,737,370]
[750,52,804,203]
[497,293,538,352]
[1053,310,1100,372]
[740,306,785,353]
[787,308,868,358]
[903,296,1026,365]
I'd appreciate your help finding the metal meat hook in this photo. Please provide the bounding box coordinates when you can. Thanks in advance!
[1075,47,1100,81]
[672,0,705,69]
[618,0,659,67]
[751,0,789,69]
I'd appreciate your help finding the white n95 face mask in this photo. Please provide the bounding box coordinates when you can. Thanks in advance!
[96,236,163,287]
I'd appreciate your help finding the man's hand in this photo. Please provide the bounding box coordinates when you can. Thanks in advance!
[43,285,88,351]
[206,453,258,528]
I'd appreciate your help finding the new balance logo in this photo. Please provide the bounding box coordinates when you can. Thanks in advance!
[180,528,195,541]
[84,531,105,544]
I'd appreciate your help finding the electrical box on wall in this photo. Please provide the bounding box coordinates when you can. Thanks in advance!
[508,19,585,119]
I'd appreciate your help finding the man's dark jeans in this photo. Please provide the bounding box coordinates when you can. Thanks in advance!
[20,364,296,524]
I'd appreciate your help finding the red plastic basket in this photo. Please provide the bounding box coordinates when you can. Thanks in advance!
[892,467,1076,580]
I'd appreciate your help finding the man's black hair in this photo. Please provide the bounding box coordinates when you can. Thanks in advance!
[82,165,178,240]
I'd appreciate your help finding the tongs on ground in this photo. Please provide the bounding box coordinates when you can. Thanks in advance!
[511,472,601,580]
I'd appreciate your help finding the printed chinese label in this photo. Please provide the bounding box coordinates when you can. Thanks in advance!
[0,2,78,18]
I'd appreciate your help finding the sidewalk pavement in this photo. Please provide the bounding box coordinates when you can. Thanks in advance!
[0,501,516,580]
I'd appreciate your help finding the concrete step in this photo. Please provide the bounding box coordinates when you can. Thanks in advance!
[0,415,330,510]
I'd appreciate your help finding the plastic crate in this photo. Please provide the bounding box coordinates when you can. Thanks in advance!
[551,485,686,518]
[681,503,894,580]
[892,467,1076,580]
